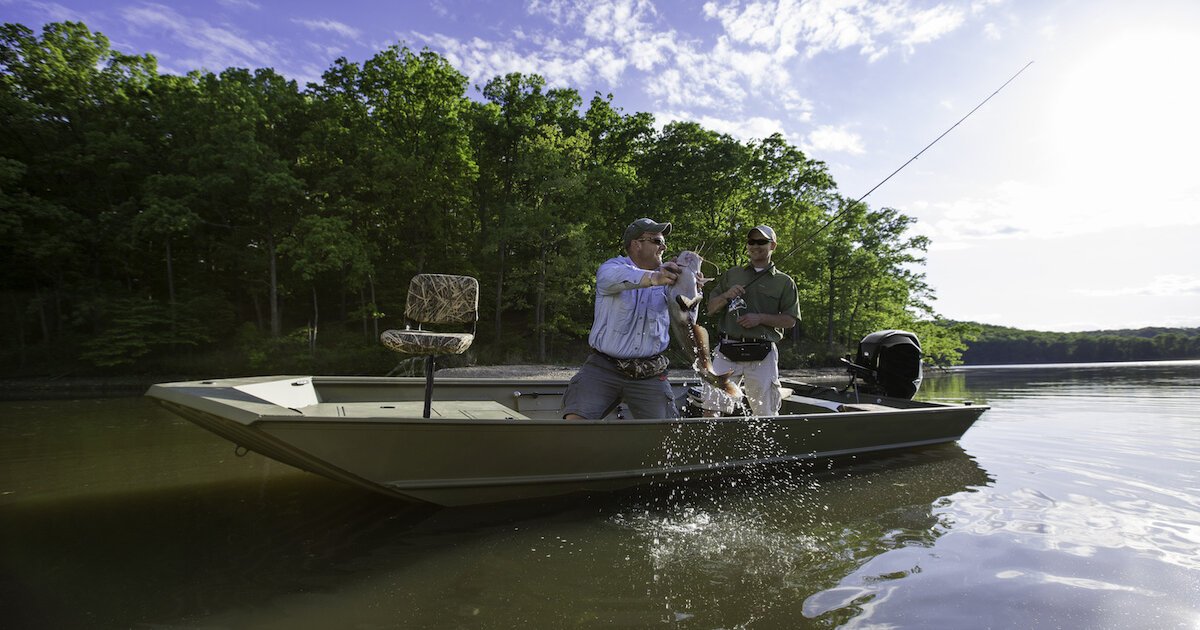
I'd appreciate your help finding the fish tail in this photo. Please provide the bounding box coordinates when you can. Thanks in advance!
[689,322,743,399]
[717,373,742,399]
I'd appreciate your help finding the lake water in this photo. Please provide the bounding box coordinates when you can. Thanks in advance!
[1,361,1198,629]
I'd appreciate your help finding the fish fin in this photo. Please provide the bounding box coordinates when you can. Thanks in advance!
[675,294,702,311]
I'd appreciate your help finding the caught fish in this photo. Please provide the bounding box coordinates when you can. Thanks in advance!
[667,251,741,399]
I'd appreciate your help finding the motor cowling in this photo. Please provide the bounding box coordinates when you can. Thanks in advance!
[845,330,923,399]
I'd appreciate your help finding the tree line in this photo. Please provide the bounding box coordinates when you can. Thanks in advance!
[959,324,1200,364]
[1,21,970,378]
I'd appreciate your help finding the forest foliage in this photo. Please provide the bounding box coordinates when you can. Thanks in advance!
[0,21,1055,377]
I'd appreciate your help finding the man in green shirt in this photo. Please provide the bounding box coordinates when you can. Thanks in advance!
[702,225,800,416]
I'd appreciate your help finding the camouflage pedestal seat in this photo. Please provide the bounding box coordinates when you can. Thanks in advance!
[379,328,474,356]
[380,274,479,418]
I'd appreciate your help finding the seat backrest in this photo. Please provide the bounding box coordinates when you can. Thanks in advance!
[405,274,479,325]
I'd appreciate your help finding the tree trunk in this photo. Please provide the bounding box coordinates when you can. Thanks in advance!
[268,234,281,337]
[369,273,379,340]
[493,243,506,342]
[360,286,369,339]
[536,245,547,362]
[165,239,176,305]
[165,239,176,336]
[13,294,27,369]
[310,285,319,354]
[35,285,50,343]
[251,291,264,332]
[825,260,837,354]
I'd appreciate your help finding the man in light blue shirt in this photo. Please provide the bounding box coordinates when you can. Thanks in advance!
[562,218,683,419]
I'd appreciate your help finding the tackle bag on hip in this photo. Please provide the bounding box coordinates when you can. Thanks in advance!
[719,339,772,362]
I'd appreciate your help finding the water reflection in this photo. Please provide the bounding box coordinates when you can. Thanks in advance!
[614,445,992,627]
[0,475,436,628]
[4,363,1198,628]
[923,360,1200,406]
[1,392,993,629]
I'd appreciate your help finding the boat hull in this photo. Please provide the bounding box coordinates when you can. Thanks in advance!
[147,375,988,506]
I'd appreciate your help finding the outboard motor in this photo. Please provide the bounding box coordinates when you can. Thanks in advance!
[842,330,923,399]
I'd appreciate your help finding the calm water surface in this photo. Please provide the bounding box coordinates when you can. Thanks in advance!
[2,362,1198,629]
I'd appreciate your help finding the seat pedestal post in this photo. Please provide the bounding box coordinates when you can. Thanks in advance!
[423,355,436,418]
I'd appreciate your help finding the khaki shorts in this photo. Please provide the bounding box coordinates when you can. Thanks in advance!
[561,354,679,420]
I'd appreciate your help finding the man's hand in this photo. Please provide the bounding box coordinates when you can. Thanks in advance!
[722,284,746,300]
[650,262,681,286]
[736,312,764,328]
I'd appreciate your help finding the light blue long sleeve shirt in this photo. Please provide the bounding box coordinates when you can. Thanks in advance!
[587,256,671,359]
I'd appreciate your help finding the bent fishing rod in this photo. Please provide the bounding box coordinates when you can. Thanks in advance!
[745,60,1035,283]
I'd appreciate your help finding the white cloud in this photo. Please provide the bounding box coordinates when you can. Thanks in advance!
[900,4,965,47]
[217,0,260,9]
[803,124,865,155]
[910,169,1200,249]
[293,18,361,40]
[580,0,659,42]
[706,0,973,61]
[121,4,278,72]
[655,110,791,143]
[626,31,675,70]
[419,32,614,90]
[779,88,815,119]
[409,0,991,147]
[19,0,86,22]
[1076,276,1200,298]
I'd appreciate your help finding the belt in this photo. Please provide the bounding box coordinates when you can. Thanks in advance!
[591,348,661,361]
[721,337,773,343]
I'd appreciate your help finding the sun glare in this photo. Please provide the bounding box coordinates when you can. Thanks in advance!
[1047,23,1200,227]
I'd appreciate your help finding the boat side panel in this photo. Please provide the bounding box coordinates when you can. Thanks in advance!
[255,407,984,492]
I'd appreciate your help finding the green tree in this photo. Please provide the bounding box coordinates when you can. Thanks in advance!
[358,45,477,278]
[279,214,372,352]
[0,19,981,376]
[636,121,751,263]
[0,21,158,363]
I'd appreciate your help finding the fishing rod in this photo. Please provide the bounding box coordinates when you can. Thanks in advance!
[751,60,1035,280]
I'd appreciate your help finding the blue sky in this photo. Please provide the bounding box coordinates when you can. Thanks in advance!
[5,0,1200,331]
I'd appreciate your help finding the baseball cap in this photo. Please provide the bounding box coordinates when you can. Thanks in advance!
[623,217,672,248]
[749,225,777,242]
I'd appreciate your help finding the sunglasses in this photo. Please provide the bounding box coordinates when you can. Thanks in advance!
[637,237,666,247]
[747,238,771,246]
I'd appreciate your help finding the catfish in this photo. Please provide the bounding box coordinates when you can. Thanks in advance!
[666,251,741,399]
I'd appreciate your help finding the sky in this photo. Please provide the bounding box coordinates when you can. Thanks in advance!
[5,0,1200,332]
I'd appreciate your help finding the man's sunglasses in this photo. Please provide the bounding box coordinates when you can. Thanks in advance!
[637,237,666,246]
[747,238,771,245]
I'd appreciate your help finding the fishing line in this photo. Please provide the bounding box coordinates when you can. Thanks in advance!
[749,60,1035,282]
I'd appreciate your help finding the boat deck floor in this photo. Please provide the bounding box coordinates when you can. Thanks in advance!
[294,400,530,420]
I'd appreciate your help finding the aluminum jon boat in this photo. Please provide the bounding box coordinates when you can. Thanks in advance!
[145,372,988,506]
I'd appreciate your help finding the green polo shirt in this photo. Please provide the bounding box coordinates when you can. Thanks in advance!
[709,264,800,342]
